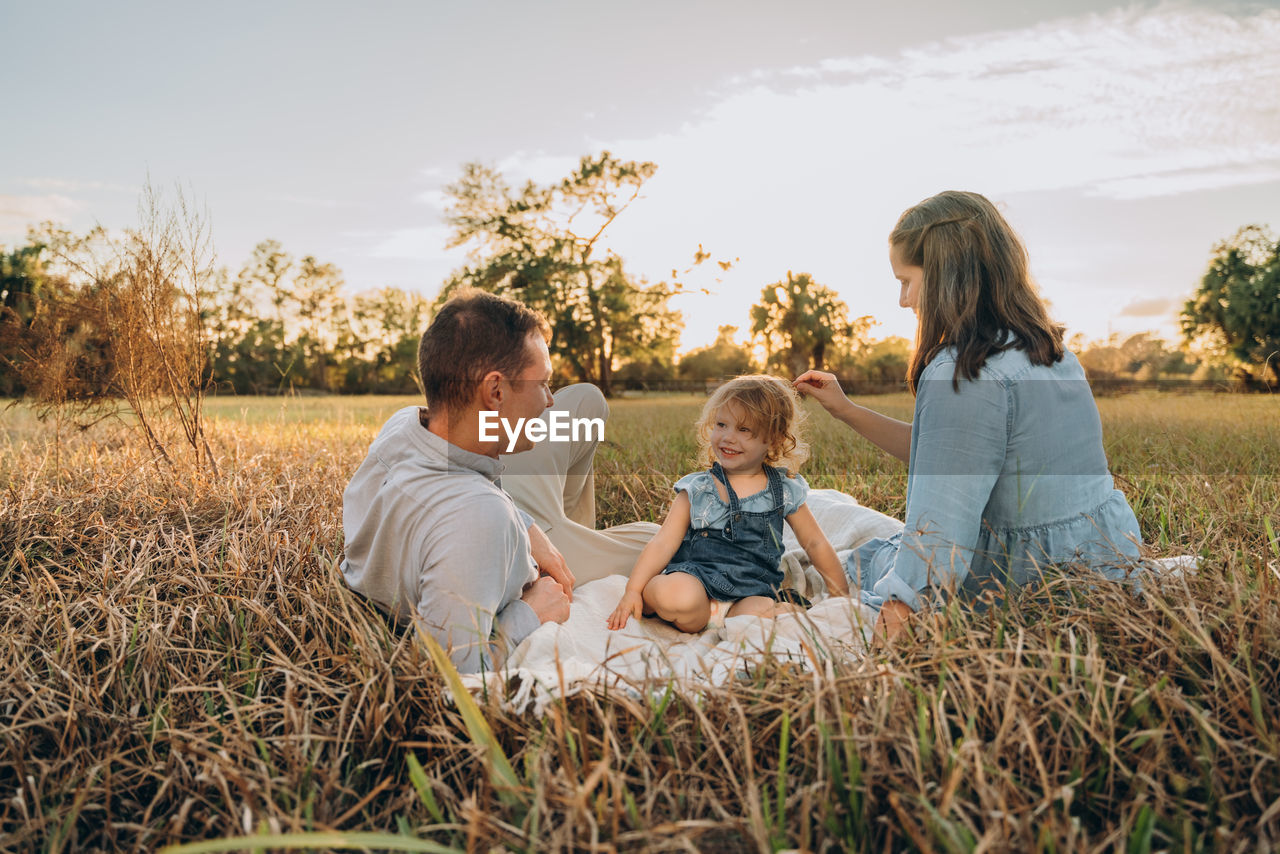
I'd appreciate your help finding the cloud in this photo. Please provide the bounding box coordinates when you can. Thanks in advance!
[495,151,583,185]
[414,188,448,210]
[575,5,1280,348]
[1094,163,1280,200]
[19,178,135,193]
[686,5,1280,202]
[266,193,346,209]
[366,225,455,262]
[0,194,86,241]
[396,6,1279,349]
[1119,296,1180,318]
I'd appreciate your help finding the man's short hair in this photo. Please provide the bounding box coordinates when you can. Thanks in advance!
[418,290,551,413]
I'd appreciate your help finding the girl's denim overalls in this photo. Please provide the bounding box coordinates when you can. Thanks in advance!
[661,462,788,600]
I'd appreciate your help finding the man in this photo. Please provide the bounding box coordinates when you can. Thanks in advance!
[341,290,656,673]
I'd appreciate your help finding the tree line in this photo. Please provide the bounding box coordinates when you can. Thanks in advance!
[2,154,1276,415]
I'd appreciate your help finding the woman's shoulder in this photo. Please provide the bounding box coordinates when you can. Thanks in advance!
[925,339,1077,384]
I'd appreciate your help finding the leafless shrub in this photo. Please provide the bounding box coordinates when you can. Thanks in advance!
[11,181,218,475]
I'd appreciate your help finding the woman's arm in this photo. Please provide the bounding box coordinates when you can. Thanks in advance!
[785,503,850,597]
[793,371,912,463]
[606,492,692,629]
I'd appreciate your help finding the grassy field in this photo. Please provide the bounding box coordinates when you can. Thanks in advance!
[1,392,1278,852]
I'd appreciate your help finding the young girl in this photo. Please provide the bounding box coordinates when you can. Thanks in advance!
[607,375,850,633]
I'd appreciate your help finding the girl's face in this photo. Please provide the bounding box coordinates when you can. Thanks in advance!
[709,403,769,475]
[890,244,924,313]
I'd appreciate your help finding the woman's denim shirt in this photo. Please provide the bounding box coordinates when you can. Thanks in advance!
[849,345,1143,611]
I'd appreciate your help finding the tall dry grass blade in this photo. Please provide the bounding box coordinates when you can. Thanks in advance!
[159,831,462,853]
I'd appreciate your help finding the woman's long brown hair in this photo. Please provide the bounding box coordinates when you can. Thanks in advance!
[891,191,1064,393]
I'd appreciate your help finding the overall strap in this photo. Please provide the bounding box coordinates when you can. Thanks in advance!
[708,462,743,514]
[709,462,743,539]
[763,464,786,513]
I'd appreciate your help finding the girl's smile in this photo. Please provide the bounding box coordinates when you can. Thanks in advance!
[710,404,769,474]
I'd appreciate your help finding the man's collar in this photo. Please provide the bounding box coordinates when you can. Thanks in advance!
[414,407,504,480]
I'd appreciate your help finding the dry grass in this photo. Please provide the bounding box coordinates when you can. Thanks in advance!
[1,392,1278,852]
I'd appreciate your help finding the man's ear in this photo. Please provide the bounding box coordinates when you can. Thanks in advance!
[477,370,504,410]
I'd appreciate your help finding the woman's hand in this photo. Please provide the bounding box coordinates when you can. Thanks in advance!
[607,590,644,630]
[793,370,852,417]
[872,599,914,648]
[794,370,912,463]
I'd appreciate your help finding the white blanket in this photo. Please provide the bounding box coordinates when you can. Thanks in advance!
[460,489,904,711]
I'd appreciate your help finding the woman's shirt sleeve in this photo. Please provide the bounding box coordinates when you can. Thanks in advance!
[872,364,1010,611]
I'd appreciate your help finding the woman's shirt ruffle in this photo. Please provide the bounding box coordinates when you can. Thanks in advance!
[851,487,1141,610]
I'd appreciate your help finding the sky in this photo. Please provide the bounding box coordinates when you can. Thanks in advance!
[2,0,1279,352]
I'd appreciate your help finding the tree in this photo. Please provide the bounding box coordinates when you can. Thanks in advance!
[0,230,111,404]
[443,151,683,397]
[750,271,872,376]
[293,255,344,390]
[827,335,910,384]
[1,239,65,396]
[337,286,432,393]
[677,325,757,380]
[1182,225,1280,386]
[241,239,294,327]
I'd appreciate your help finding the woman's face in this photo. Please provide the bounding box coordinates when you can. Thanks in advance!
[890,244,923,313]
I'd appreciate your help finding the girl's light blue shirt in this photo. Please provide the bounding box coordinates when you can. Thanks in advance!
[849,346,1143,611]
[674,468,809,530]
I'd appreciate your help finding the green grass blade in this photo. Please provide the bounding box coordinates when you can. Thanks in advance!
[414,624,525,807]
[406,752,446,824]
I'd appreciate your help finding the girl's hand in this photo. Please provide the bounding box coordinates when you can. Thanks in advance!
[793,370,852,416]
[607,590,644,630]
[785,502,850,599]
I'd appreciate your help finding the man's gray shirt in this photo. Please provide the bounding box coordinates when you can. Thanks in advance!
[341,406,540,673]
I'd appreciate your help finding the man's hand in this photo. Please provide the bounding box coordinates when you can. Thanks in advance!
[873,599,914,649]
[528,523,574,601]
[607,590,644,630]
[522,575,571,624]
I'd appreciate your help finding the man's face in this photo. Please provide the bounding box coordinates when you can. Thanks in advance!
[498,333,555,454]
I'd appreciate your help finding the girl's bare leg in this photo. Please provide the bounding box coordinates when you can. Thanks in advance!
[726,596,795,619]
[642,573,712,633]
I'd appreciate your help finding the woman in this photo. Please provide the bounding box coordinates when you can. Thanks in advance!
[795,190,1143,643]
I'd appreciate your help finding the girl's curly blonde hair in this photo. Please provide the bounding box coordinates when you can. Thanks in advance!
[695,375,809,475]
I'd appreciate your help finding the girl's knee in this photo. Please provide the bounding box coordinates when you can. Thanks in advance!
[645,574,710,627]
